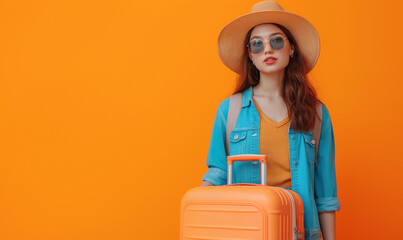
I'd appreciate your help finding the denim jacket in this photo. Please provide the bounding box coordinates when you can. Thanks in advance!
[202,86,341,240]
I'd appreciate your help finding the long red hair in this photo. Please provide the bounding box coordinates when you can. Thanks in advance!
[233,23,320,132]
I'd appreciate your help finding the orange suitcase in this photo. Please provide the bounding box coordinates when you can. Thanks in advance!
[180,154,304,240]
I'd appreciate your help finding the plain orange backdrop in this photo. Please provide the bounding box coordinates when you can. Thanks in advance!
[1,0,403,239]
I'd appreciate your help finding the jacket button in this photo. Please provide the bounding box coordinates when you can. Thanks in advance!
[293,161,297,165]
[311,139,316,144]
[252,133,257,137]
[234,134,239,140]
[291,136,295,140]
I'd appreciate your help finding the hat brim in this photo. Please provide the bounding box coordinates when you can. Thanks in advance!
[218,10,320,74]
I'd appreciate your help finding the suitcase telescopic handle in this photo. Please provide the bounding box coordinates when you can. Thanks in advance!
[226,154,267,186]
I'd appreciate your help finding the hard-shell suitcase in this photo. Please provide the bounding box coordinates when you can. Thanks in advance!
[180,154,305,240]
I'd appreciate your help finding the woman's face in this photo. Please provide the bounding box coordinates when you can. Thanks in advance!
[248,24,294,75]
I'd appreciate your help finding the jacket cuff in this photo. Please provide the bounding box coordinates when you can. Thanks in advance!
[202,167,227,186]
[315,197,341,212]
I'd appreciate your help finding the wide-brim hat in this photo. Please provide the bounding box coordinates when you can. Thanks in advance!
[217,0,320,74]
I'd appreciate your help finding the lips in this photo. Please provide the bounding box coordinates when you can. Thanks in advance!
[264,57,277,62]
[264,57,277,64]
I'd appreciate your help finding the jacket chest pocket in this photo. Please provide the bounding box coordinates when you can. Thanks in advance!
[229,130,248,155]
[303,133,316,165]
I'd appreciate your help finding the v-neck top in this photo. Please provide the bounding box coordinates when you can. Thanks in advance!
[252,97,291,188]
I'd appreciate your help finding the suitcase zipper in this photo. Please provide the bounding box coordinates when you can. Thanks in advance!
[281,189,303,240]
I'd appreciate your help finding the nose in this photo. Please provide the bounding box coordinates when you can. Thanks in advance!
[264,40,274,54]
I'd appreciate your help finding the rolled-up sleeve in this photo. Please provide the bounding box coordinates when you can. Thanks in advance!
[202,99,229,186]
[314,104,341,212]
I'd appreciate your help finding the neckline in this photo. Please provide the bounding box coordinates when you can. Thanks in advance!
[252,97,290,128]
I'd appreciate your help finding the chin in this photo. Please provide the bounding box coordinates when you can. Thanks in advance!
[259,67,285,75]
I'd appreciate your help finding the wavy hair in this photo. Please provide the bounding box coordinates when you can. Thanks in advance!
[233,23,320,132]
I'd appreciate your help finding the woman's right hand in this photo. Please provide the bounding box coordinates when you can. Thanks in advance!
[200,181,214,186]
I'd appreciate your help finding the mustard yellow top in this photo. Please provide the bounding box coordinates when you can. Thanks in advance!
[252,97,292,188]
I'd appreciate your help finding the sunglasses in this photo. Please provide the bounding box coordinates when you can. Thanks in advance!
[246,36,286,54]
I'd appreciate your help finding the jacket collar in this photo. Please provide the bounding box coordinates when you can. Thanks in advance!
[241,86,253,108]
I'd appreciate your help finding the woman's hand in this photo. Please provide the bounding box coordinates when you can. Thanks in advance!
[200,181,214,186]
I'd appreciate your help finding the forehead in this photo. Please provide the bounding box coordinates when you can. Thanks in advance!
[250,23,284,38]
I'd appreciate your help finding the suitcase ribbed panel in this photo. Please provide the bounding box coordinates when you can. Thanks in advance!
[180,186,303,240]
[267,188,291,240]
[183,203,264,240]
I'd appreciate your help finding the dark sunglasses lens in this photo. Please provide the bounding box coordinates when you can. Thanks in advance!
[270,37,285,50]
[249,40,263,54]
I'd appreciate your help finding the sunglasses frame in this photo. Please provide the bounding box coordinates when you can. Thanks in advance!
[246,36,287,54]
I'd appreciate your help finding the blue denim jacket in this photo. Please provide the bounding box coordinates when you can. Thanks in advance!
[202,86,341,240]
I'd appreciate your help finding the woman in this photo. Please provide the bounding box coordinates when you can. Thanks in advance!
[200,1,340,240]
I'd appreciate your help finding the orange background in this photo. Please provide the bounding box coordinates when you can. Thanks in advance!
[1,0,402,239]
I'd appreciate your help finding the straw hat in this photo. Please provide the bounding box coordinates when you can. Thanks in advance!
[217,0,320,74]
